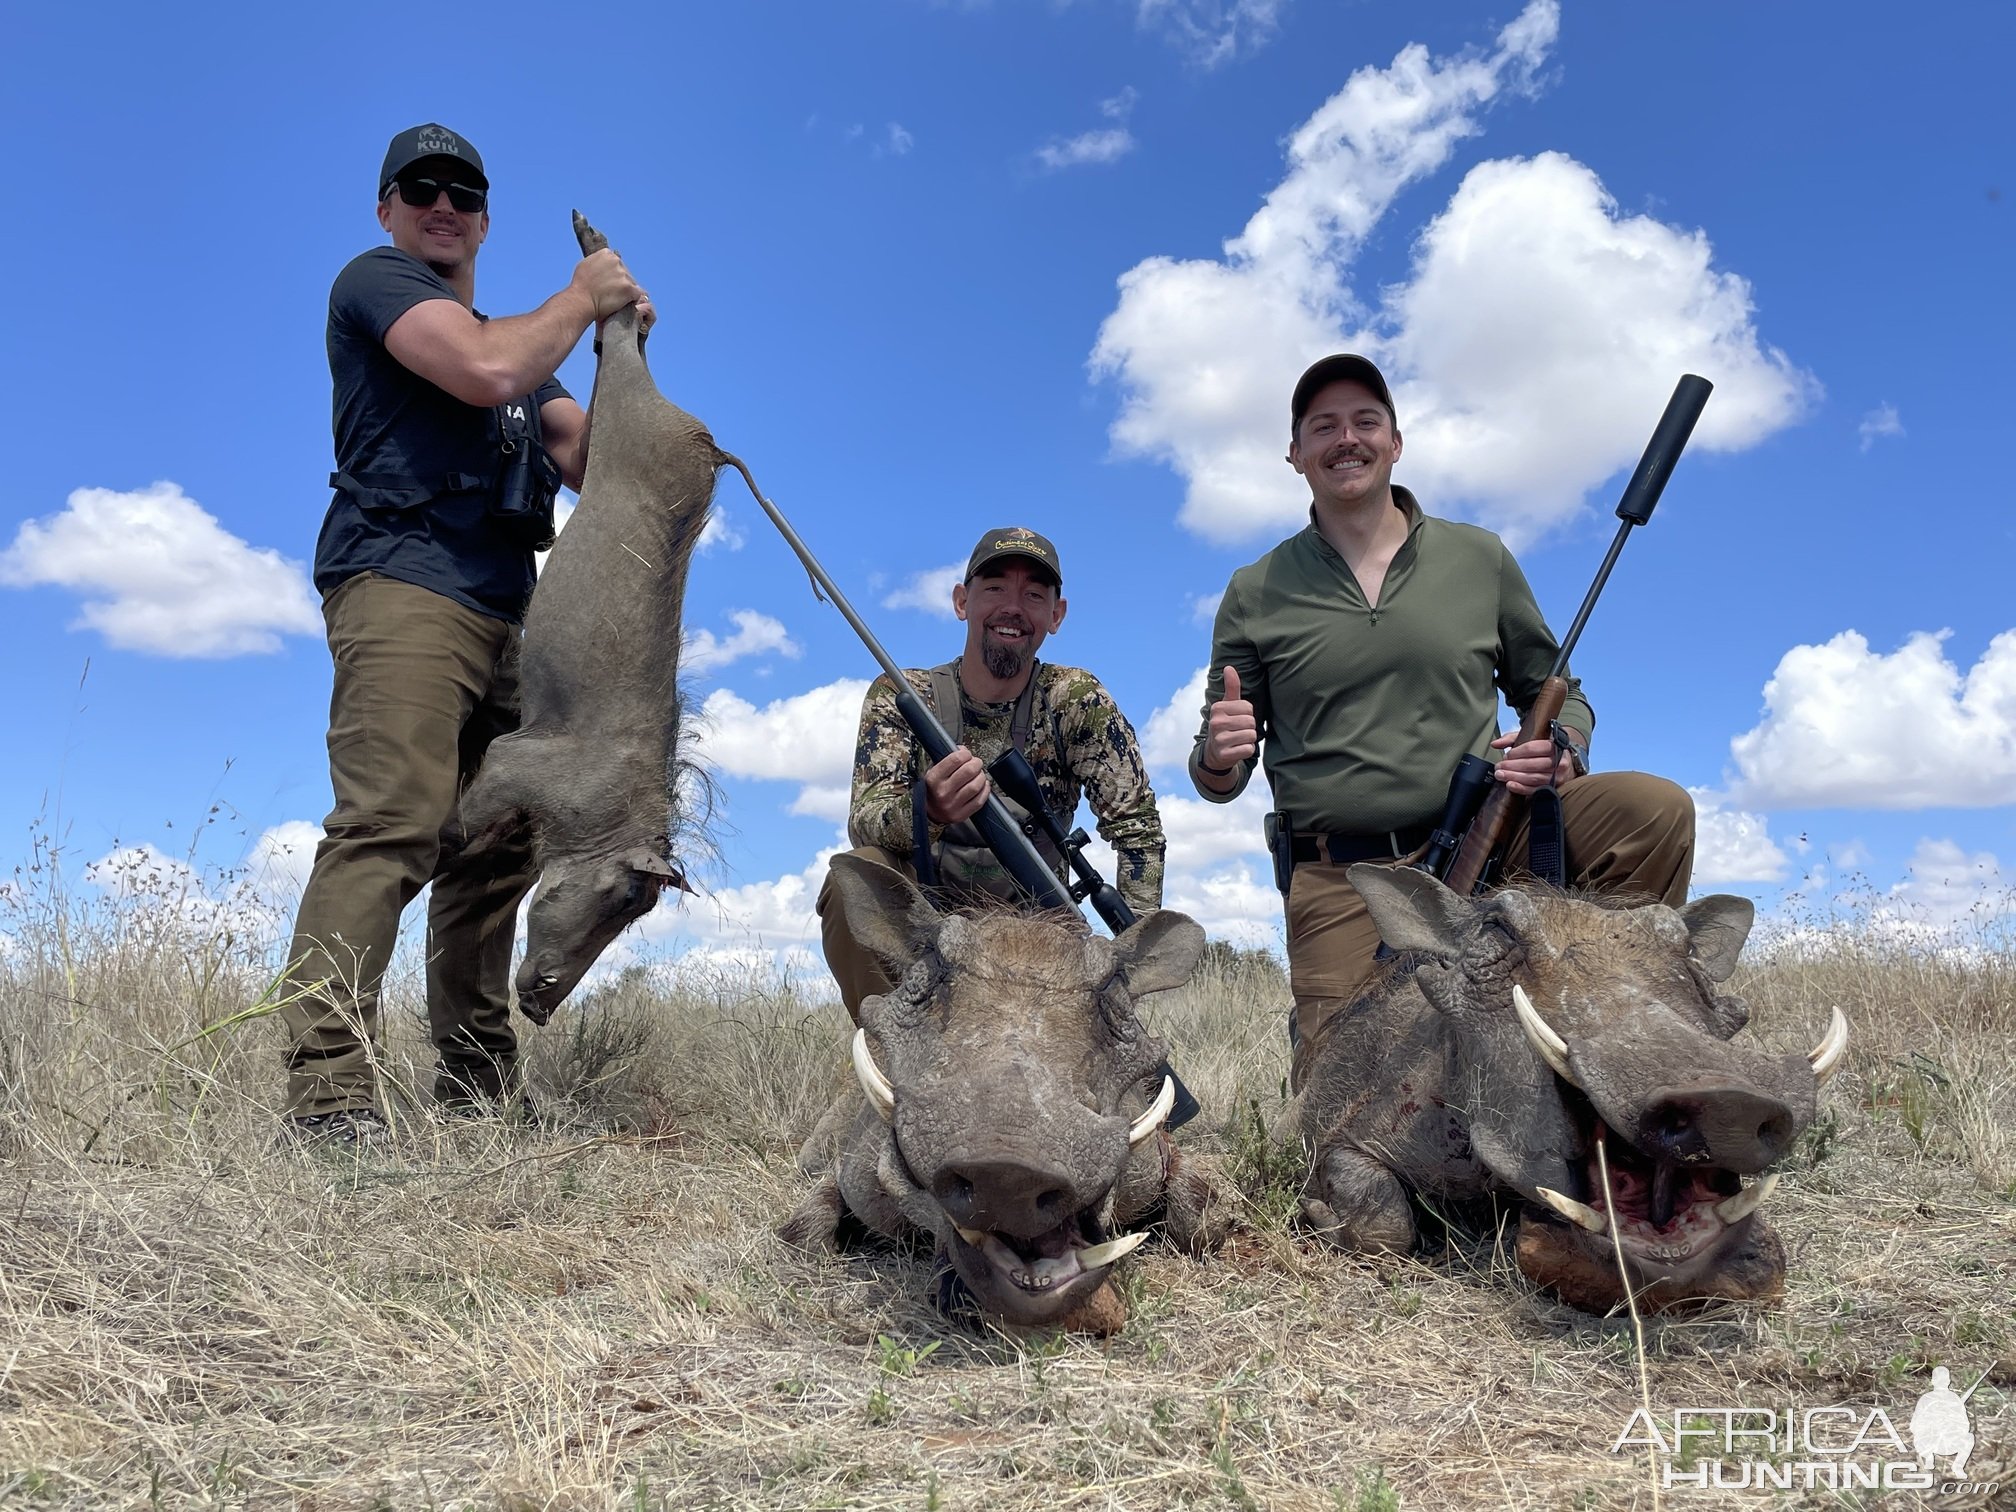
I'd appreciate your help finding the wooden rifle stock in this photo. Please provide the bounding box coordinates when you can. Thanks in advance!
[1442,676,1569,895]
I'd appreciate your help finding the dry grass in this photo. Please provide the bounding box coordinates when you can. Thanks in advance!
[2,853,2013,1511]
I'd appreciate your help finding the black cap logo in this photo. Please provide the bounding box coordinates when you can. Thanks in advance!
[415,125,462,158]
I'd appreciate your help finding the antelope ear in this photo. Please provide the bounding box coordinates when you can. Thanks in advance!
[1680,895,1754,982]
[1345,864,1473,961]
[1111,911,1207,998]
[825,852,941,973]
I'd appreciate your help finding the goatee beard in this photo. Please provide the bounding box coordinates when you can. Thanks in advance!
[982,638,1029,680]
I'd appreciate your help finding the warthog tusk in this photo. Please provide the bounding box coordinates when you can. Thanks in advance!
[1512,985,1577,1086]
[1535,1186,1608,1234]
[851,1029,896,1123]
[954,1225,989,1248]
[1714,1171,1780,1225]
[1127,1076,1176,1147]
[1077,1231,1149,1270]
[1808,1007,1850,1085]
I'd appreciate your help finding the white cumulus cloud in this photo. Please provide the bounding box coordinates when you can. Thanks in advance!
[699,508,745,553]
[1092,0,1814,547]
[247,819,324,905]
[1143,666,1209,770]
[691,678,871,816]
[0,482,322,657]
[1858,403,1904,453]
[683,610,802,676]
[1729,629,2016,810]
[1688,789,1788,886]
[1882,838,2012,934]
[882,561,965,617]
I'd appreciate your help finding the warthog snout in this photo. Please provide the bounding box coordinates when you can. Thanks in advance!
[933,1158,1091,1239]
[1641,1085,1795,1173]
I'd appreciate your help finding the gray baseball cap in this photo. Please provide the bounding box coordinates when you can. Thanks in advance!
[379,123,488,194]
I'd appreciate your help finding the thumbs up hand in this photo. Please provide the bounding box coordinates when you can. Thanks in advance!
[1202,665,1257,778]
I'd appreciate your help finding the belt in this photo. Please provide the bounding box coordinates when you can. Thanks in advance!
[1290,825,1433,865]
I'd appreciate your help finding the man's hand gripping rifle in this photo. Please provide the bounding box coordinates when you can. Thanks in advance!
[745,486,1199,1127]
[739,489,1132,931]
[1428,374,1715,894]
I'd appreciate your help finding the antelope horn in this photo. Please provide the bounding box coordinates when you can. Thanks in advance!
[1512,984,1577,1086]
[1808,1007,1850,1085]
[851,1028,896,1123]
[1127,1075,1176,1147]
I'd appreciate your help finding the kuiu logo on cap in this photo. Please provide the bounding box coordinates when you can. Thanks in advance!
[415,126,461,157]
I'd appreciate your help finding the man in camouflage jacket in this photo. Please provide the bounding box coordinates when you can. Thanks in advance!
[818,526,1167,1020]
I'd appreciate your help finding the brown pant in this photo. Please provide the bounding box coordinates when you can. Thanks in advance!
[816,845,914,1025]
[1287,771,1694,1090]
[280,573,538,1118]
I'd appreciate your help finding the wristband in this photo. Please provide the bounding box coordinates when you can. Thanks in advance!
[1197,756,1236,777]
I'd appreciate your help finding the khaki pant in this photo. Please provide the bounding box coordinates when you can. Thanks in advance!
[816,845,914,1025]
[1287,771,1693,1090]
[280,573,537,1118]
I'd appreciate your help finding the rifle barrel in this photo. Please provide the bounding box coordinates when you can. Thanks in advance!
[1547,374,1712,681]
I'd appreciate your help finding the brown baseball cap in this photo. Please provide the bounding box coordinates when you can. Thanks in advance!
[1291,354,1397,435]
[965,526,1062,586]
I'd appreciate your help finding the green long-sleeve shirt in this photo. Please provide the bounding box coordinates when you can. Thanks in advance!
[1191,489,1594,835]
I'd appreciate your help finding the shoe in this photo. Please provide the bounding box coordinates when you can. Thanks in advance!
[285,1107,391,1149]
[435,1090,542,1124]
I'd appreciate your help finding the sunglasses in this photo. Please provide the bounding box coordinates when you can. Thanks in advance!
[384,176,487,214]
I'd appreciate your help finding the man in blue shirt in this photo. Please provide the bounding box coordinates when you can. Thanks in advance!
[283,124,651,1142]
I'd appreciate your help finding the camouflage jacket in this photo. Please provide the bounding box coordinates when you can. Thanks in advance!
[848,662,1166,916]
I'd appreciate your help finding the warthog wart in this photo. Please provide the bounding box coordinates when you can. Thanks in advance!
[782,854,1233,1333]
[1294,864,1847,1311]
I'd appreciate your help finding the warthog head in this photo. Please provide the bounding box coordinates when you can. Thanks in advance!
[832,854,1204,1326]
[514,841,685,1024]
[1347,865,1846,1310]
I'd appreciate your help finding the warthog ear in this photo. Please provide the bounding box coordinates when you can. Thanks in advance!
[1680,895,1754,982]
[1345,864,1472,961]
[627,850,694,895]
[826,852,939,972]
[1112,911,1207,998]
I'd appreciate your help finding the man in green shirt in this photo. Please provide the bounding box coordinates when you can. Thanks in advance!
[819,527,1165,1020]
[1191,355,1693,1087]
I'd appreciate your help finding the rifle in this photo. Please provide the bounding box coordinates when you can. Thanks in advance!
[743,481,1199,1129]
[741,484,1102,922]
[989,750,1135,932]
[1439,374,1713,895]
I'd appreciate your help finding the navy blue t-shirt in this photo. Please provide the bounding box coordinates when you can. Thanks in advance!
[317,247,569,623]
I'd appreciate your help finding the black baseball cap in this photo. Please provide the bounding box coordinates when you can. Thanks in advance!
[1291,354,1397,435]
[379,123,488,195]
[965,526,1062,586]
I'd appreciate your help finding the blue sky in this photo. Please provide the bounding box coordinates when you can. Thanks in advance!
[5,0,2013,977]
